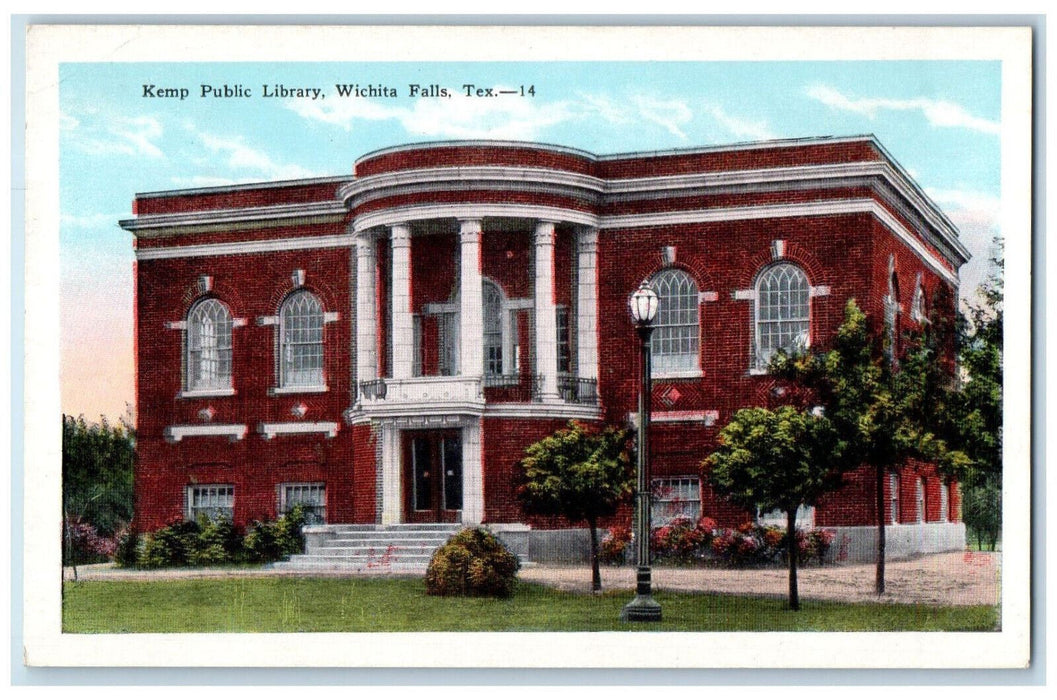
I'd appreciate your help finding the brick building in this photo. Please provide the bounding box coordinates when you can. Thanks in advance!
[121,136,969,562]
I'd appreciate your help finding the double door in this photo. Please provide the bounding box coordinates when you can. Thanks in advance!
[403,430,462,522]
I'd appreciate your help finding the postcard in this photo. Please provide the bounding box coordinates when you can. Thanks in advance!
[21,23,1032,669]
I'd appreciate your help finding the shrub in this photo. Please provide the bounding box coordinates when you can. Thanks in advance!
[193,517,243,566]
[599,525,632,565]
[138,520,200,568]
[62,516,118,565]
[243,506,307,563]
[425,527,520,598]
[651,517,710,563]
[113,524,139,568]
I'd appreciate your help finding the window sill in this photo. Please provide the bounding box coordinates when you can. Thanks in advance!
[652,370,703,381]
[270,385,329,396]
[178,388,236,399]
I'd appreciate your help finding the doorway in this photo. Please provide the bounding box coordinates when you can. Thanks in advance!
[403,430,463,522]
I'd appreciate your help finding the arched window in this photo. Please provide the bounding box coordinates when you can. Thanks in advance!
[482,279,504,376]
[186,298,232,391]
[651,268,700,374]
[755,263,810,368]
[885,268,901,365]
[280,290,325,388]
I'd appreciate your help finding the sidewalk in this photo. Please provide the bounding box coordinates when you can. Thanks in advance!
[64,551,1000,607]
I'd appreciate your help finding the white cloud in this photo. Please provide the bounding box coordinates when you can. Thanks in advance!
[194,131,317,181]
[925,186,1001,299]
[806,85,1000,135]
[704,105,776,141]
[633,96,693,140]
[287,90,574,140]
[64,112,166,159]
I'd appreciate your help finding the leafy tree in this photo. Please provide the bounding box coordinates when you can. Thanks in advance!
[706,405,846,611]
[518,421,633,593]
[953,246,1003,548]
[62,413,135,567]
[771,300,968,595]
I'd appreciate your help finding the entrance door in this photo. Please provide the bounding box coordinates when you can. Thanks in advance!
[403,430,463,522]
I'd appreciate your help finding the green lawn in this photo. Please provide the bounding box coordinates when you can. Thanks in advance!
[62,576,998,633]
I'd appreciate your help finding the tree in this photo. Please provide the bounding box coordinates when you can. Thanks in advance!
[518,421,633,593]
[953,246,1003,548]
[62,414,136,568]
[771,300,967,595]
[706,405,846,611]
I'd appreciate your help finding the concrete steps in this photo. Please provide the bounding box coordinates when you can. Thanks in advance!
[269,523,462,574]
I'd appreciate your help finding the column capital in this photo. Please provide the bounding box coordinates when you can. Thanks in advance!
[535,219,557,245]
[459,218,483,234]
[390,223,412,244]
[577,227,599,253]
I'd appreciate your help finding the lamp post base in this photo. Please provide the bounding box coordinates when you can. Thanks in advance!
[620,594,662,622]
[620,567,662,622]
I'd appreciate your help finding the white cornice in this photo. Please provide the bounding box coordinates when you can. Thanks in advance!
[483,403,602,420]
[135,233,355,260]
[120,201,346,237]
[353,204,599,233]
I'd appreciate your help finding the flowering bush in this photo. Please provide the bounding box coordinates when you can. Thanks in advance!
[62,517,120,565]
[651,517,710,563]
[651,520,835,568]
[599,525,632,565]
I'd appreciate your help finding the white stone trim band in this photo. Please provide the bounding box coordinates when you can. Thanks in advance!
[164,424,248,443]
[258,421,340,439]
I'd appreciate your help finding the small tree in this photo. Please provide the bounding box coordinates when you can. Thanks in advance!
[518,421,633,593]
[771,299,968,595]
[706,406,845,611]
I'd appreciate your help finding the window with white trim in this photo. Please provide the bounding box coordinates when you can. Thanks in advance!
[885,270,901,366]
[939,481,949,523]
[758,505,816,529]
[483,280,504,376]
[651,268,700,374]
[556,305,571,375]
[279,290,325,388]
[889,472,901,524]
[755,263,810,369]
[651,477,701,525]
[916,477,925,523]
[187,484,234,522]
[186,298,233,391]
[280,482,326,525]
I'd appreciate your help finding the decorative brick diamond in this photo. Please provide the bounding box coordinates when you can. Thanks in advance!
[659,385,682,408]
[291,402,308,418]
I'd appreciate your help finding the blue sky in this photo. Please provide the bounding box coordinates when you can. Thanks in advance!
[59,60,1003,420]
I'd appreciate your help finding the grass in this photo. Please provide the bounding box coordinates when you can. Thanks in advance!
[62,576,999,633]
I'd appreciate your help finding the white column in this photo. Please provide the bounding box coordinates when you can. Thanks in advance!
[534,220,560,400]
[459,219,484,378]
[461,419,484,524]
[354,233,378,392]
[390,223,413,380]
[576,227,600,381]
[380,422,401,525]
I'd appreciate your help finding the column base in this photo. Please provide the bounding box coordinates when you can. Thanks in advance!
[621,594,662,622]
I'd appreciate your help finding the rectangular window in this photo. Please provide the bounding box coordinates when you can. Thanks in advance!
[916,478,925,523]
[280,483,326,525]
[939,482,949,523]
[187,484,234,522]
[556,306,571,375]
[651,477,701,525]
[758,505,816,529]
[890,472,901,524]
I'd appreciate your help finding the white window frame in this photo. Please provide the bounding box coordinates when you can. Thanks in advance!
[280,482,327,525]
[651,268,701,376]
[186,298,233,393]
[758,505,816,529]
[939,481,950,523]
[482,279,505,377]
[754,263,810,370]
[186,484,234,522]
[889,472,901,524]
[278,290,326,390]
[916,477,926,523]
[651,476,701,525]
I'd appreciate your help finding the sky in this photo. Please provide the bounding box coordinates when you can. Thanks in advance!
[58,59,1003,422]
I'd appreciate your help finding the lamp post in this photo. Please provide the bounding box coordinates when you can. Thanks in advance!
[621,280,662,622]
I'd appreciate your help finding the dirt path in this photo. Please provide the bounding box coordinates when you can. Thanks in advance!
[519,551,1000,606]
[64,551,1000,607]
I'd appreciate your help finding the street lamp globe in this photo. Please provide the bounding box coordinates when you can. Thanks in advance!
[628,280,659,326]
